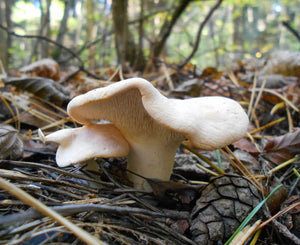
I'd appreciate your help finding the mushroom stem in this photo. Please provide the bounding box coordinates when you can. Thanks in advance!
[126,136,184,191]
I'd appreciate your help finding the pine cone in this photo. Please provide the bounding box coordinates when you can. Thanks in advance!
[190,175,262,244]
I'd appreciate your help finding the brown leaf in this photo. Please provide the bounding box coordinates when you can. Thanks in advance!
[264,128,300,152]
[263,151,294,165]
[266,179,288,214]
[0,124,23,160]
[200,67,223,79]
[4,77,70,105]
[233,138,260,157]
[19,58,60,81]
[263,128,300,164]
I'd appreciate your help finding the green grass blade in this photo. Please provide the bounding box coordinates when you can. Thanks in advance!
[216,149,223,170]
[224,184,283,245]
[293,168,300,179]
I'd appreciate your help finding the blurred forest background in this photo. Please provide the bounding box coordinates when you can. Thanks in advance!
[0,0,299,72]
[0,1,300,244]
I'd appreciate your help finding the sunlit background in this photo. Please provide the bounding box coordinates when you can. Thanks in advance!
[1,0,299,70]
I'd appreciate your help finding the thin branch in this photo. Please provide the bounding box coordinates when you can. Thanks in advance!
[75,6,172,55]
[0,176,106,245]
[179,0,223,68]
[0,160,112,186]
[152,0,192,58]
[0,24,103,79]
[282,21,300,42]
[0,24,83,67]
[0,203,189,226]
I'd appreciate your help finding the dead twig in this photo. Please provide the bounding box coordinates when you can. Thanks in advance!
[0,159,113,186]
[0,176,106,245]
[0,203,189,227]
[179,0,223,68]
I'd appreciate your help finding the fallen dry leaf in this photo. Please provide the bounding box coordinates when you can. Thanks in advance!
[4,77,70,105]
[19,58,60,81]
[233,138,261,157]
[263,128,300,164]
[0,124,23,160]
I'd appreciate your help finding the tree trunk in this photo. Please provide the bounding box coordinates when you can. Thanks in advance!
[28,0,52,63]
[233,6,242,48]
[56,0,70,46]
[0,0,13,70]
[41,0,52,58]
[112,0,136,68]
[86,0,96,69]
[53,0,70,60]
[133,0,146,71]
[100,0,110,67]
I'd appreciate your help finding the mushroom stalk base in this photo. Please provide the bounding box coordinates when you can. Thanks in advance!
[126,140,182,191]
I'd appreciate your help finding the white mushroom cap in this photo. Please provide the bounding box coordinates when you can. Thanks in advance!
[63,78,248,190]
[68,78,249,150]
[45,124,129,167]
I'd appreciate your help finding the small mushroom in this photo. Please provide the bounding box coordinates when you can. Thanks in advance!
[46,78,249,190]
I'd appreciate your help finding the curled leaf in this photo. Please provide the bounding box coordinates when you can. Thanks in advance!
[263,128,300,164]
[233,138,261,157]
[0,124,24,160]
[264,128,300,152]
[3,77,70,105]
[19,58,60,81]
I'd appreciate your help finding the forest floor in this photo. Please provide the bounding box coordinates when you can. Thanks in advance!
[0,52,299,245]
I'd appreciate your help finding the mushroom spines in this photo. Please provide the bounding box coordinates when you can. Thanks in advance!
[67,79,177,143]
[67,78,162,124]
[48,77,249,190]
[68,79,248,151]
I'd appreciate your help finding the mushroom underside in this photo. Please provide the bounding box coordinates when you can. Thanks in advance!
[47,78,249,190]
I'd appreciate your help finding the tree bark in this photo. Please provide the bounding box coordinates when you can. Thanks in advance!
[56,0,70,45]
[0,0,13,70]
[86,0,96,69]
[28,0,52,63]
[100,0,110,67]
[233,5,242,47]
[112,0,136,68]
[54,0,70,60]
[41,0,52,58]
[133,0,146,71]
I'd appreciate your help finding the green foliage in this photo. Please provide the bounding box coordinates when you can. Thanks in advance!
[2,0,300,70]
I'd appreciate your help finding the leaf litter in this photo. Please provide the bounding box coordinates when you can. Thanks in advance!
[0,54,299,245]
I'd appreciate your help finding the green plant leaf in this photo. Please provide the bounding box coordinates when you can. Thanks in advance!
[224,184,283,245]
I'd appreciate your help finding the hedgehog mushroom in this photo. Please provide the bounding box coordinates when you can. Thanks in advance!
[46,78,249,191]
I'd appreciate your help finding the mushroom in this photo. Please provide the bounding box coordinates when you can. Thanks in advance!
[46,78,249,190]
[45,124,129,167]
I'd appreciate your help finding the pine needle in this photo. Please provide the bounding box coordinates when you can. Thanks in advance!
[0,176,107,245]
